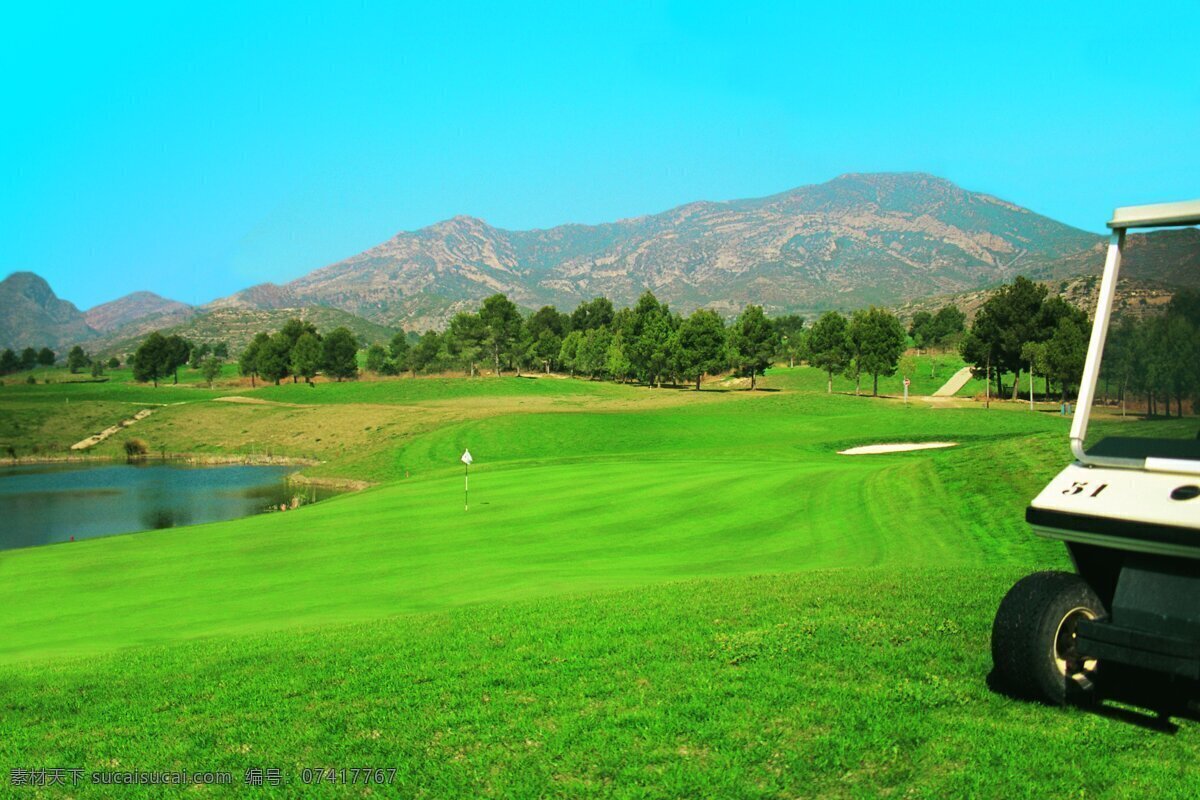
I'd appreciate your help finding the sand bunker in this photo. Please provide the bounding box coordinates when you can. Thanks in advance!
[838,442,957,455]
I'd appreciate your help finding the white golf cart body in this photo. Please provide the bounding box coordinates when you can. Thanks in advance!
[1025,199,1200,682]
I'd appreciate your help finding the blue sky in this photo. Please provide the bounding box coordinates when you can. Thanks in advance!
[2,1,1198,309]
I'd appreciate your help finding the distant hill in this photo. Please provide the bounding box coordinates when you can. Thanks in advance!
[7,173,1197,349]
[895,275,1176,328]
[205,173,1197,329]
[211,172,1111,326]
[894,228,1193,325]
[0,272,95,352]
[87,306,399,359]
[1028,226,1200,286]
[85,291,194,333]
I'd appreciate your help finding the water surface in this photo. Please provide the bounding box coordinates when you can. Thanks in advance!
[0,462,313,551]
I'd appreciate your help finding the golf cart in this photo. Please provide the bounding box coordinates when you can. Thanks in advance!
[991,199,1200,706]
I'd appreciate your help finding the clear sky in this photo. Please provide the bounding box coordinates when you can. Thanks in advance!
[3,1,1198,309]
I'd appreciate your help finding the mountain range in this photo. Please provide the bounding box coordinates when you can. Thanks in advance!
[2,172,1195,353]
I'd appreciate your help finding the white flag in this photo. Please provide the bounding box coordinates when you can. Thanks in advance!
[461,449,473,465]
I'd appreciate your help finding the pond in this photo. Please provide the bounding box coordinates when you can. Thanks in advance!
[0,462,329,551]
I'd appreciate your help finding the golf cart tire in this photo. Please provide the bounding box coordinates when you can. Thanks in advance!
[992,570,1106,705]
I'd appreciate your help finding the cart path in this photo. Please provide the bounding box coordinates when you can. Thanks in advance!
[70,408,156,450]
[933,367,973,397]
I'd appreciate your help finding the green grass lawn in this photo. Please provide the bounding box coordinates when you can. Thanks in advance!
[7,569,1195,799]
[765,354,987,397]
[1,365,1197,796]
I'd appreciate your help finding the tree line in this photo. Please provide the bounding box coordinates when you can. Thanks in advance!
[957,275,1199,415]
[238,322,359,386]
[131,334,231,387]
[1103,290,1200,416]
[0,346,58,375]
[801,303,950,398]
[6,291,968,396]
[367,293,787,390]
[959,276,1090,400]
[0,345,125,378]
[359,292,939,394]
[122,321,360,388]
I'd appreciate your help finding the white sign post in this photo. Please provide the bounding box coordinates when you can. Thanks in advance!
[903,377,910,405]
[461,449,473,511]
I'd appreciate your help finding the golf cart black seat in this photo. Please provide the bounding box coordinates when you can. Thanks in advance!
[1087,436,1200,462]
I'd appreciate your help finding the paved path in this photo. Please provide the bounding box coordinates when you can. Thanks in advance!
[933,367,974,397]
[70,408,155,450]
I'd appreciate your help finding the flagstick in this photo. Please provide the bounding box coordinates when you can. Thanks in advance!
[460,448,473,511]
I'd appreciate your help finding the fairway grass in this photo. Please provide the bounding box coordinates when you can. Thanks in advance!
[4,570,1197,798]
[0,388,1071,663]
[3,367,1197,796]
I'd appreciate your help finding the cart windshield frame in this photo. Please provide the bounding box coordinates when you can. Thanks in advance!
[1071,200,1200,472]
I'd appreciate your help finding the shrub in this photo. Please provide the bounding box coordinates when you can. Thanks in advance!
[124,438,149,460]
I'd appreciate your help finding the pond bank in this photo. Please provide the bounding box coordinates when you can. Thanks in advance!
[3,454,378,490]
[6,452,321,469]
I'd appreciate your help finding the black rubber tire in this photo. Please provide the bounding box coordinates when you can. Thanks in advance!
[991,570,1106,705]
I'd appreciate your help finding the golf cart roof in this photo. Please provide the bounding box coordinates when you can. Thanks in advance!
[1108,199,1200,230]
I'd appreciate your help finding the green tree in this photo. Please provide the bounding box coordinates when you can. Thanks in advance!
[479,294,523,376]
[1044,315,1089,402]
[807,311,851,394]
[963,277,1046,398]
[558,330,583,378]
[365,343,391,374]
[409,330,442,375]
[321,327,359,382]
[90,360,105,378]
[625,292,674,387]
[66,345,90,373]
[642,311,675,387]
[200,356,223,388]
[847,307,906,397]
[106,356,120,369]
[931,304,966,345]
[239,333,269,388]
[446,313,486,376]
[162,334,192,384]
[188,342,212,370]
[606,331,632,383]
[678,308,728,389]
[1102,318,1137,414]
[278,318,319,348]
[132,332,168,387]
[570,297,614,332]
[277,319,319,383]
[0,349,19,374]
[19,347,38,371]
[527,306,570,372]
[291,332,323,384]
[729,304,777,391]
[257,334,293,385]
[36,347,55,366]
[908,311,936,350]
[212,341,230,359]
[578,327,613,379]
[1020,340,1048,400]
[389,331,411,375]
[772,314,805,368]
